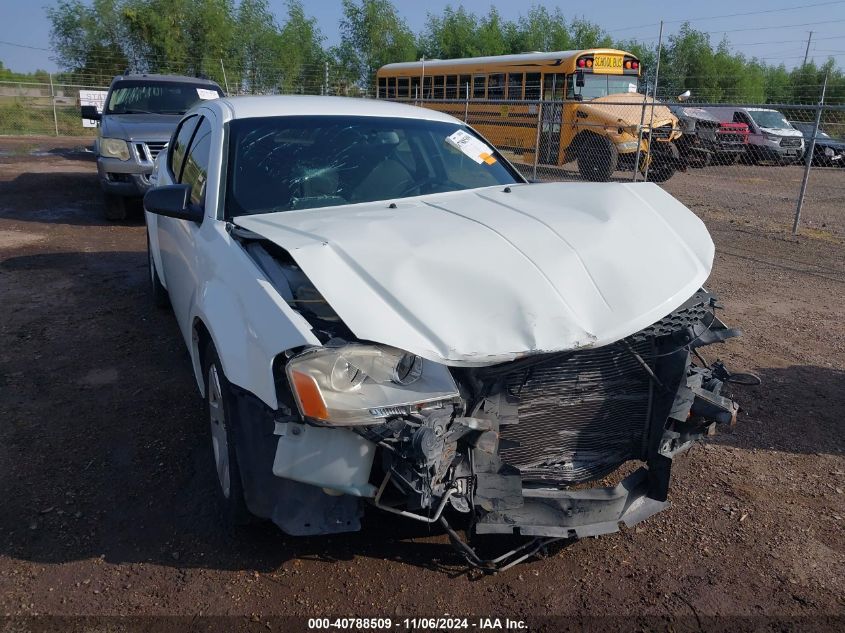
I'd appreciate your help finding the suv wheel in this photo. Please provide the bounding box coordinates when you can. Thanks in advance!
[103,193,128,221]
[204,343,253,526]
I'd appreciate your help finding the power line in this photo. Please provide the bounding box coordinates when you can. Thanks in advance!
[605,0,845,33]
[0,40,51,51]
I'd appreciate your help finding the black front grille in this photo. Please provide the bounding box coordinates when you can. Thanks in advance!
[498,339,655,484]
[780,137,802,148]
[145,141,167,159]
[650,124,673,140]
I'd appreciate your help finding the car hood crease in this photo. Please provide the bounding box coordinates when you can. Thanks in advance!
[233,182,714,366]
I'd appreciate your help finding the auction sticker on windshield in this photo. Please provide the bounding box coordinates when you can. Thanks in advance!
[446,130,497,165]
[196,88,219,100]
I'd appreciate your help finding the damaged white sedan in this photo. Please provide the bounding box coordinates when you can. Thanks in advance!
[144,95,742,570]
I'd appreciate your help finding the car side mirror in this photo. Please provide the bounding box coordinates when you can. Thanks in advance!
[80,105,101,121]
[677,90,691,102]
[143,184,203,222]
[575,70,585,88]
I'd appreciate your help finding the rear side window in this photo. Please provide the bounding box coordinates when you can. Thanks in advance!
[169,115,199,178]
[180,118,213,207]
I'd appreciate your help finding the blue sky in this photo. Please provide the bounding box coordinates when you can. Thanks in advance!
[1,0,844,73]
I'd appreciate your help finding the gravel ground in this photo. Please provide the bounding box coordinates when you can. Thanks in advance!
[0,136,843,632]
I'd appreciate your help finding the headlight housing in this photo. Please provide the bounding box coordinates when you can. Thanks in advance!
[286,344,460,426]
[766,134,781,143]
[100,137,130,161]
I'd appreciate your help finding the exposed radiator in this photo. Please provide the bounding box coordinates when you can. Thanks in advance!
[498,340,655,484]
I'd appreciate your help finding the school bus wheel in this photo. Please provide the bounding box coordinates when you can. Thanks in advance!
[575,133,618,182]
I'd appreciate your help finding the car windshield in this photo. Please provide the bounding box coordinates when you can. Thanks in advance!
[570,73,639,100]
[749,110,792,130]
[106,81,222,115]
[225,115,522,217]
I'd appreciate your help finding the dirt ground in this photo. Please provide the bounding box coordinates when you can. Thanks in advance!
[0,136,843,631]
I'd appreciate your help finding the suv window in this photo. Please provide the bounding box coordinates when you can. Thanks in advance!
[105,81,223,115]
[180,118,212,207]
[169,115,199,178]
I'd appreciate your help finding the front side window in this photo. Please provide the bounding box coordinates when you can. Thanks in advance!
[106,81,222,115]
[225,116,522,217]
[169,115,199,178]
[180,118,212,207]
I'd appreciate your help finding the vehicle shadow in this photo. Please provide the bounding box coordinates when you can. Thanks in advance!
[0,171,144,227]
[0,249,568,575]
[713,364,845,458]
[2,249,840,576]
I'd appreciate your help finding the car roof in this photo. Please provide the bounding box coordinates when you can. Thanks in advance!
[111,73,222,88]
[212,95,460,123]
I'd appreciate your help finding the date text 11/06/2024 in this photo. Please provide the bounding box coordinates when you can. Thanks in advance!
[307,617,528,630]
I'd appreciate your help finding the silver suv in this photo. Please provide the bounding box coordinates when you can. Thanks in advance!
[82,73,223,220]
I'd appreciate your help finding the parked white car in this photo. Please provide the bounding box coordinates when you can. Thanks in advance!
[144,95,741,569]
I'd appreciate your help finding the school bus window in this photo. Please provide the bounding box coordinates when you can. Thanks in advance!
[488,73,505,99]
[445,75,457,99]
[398,77,410,98]
[387,77,396,99]
[423,76,433,99]
[507,73,523,100]
[410,76,420,98]
[433,76,444,99]
[378,77,387,99]
[472,75,485,99]
[543,73,565,100]
[525,73,541,100]
[459,74,471,98]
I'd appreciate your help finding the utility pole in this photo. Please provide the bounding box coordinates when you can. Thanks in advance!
[793,73,828,235]
[803,31,813,66]
[324,61,329,96]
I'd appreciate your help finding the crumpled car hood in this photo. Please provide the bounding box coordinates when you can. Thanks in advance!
[234,182,714,366]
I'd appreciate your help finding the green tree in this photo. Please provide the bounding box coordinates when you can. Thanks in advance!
[337,0,416,91]
[509,6,572,53]
[231,0,282,93]
[275,0,325,94]
[475,7,507,56]
[418,6,479,59]
[46,0,129,83]
[661,23,720,100]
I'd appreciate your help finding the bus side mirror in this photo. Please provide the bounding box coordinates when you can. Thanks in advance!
[575,71,585,88]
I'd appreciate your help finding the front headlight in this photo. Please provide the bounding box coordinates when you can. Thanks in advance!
[286,344,460,426]
[100,137,130,161]
[766,134,780,143]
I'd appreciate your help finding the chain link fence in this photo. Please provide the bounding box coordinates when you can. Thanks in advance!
[0,79,108,136]
[1,77,843,236]
[392,96,845,237]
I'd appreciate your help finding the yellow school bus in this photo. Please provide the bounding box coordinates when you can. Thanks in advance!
[377,49,682,182]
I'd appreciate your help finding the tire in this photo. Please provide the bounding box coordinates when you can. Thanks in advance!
[203,343,253,526]
[576,134,618,182]
[103,193,128,221]
[146,231,170,309]
[644,144,678,183]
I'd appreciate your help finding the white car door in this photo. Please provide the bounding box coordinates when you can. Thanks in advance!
[156,110,216,347]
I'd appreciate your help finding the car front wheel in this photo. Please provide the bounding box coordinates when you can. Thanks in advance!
[204,343,253,526]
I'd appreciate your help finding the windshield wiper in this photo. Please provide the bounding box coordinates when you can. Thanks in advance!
[112,109,154,114]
